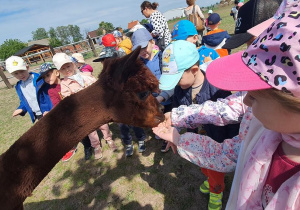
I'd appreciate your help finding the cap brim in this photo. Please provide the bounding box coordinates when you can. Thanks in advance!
[93,57,105,62]
[36,69,54,81]
[222,33,253,49]
[247,17,275,37]
[132,41,149,51]
[159,71,184,90]
[206,51,272,91]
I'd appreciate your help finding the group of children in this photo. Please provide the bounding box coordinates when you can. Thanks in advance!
[5,0,300,208]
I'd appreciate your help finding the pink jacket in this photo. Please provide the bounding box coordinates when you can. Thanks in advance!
[61,73,96,97]
[171,91,300,209]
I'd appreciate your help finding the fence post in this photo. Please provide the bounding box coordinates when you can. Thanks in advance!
[49,46,56,56]
[87,35,97,57]
[0,66,13,89]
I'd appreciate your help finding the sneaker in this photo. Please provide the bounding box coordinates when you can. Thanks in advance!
[62,148,77,162]
[94,146,103,159]
[125,144,134,157]
[161,141,170,153]
[138,141,146,153]
[84,147,93,160]
[199,180,209,194]
[208,192,223,210]
[106,139,117,151]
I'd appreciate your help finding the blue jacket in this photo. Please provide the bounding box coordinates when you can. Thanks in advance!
[15,72,53,123]
[140,51,162,80]
[173,75,239,143]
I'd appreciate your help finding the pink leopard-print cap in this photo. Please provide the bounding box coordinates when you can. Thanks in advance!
[207,2,300,97]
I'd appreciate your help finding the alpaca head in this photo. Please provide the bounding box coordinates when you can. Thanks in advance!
[98,47,165,127]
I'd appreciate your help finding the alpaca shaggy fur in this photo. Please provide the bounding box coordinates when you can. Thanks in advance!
[0,47,164,209]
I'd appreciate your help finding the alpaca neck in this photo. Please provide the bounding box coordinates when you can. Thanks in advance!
[0,81,112,208]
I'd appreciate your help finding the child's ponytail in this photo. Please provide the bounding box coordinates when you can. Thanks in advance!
[141,1,159,10]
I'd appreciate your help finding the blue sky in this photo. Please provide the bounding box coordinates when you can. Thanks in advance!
[0,0,219,44]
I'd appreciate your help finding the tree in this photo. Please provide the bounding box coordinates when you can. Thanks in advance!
[49,38,62,48]
[56,26,71,45]
[98,21,114,33]
[68,25,83,42]
[48,27,58,39]
[140,19,149,24]
[32,28,49,41]
[0,39,27,60]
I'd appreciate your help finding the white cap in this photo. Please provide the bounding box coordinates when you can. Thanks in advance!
[72,53,85,63]
[208,9,213,14]
[5,56,27,73]
[52,53,72,70]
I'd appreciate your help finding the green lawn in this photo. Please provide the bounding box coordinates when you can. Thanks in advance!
[0,3,242,209]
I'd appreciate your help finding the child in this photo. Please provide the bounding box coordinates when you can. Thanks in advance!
[52,53,117,159]
[159,40,239,209]
[113,30,133,55]
[154,3,300,209]
[171,20,220,71]
[131,28,174,152]
[102,34,117,48]
[5,56,52,123]
[202,13,230,57]
[71,53,93,76]
[38,62,92,161]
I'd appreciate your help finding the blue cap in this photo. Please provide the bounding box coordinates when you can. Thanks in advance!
[172,20,197,41]
[131,28,152,51]
[37,62,56,81]
[159,40,199,90]
[207,13,221,25]
[113,30,122,38]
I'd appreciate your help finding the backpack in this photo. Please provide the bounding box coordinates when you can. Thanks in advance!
[188,5,205,32]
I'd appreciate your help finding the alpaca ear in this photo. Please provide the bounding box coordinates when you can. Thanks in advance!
[118,46,141,82]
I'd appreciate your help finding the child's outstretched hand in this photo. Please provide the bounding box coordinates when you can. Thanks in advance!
[12,109,23,117]
[152,126,180,147]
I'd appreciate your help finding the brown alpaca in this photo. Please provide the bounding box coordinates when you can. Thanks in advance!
[0,47,164,210]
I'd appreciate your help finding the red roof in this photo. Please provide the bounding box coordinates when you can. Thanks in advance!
[87,30,98,38]
[128,21,139,29]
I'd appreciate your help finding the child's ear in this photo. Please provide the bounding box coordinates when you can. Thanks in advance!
[54,70,60,77]
[191,65,199,74]
[193,35,198,41]
[150,39,155,45]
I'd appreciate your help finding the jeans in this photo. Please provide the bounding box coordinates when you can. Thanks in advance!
[119,124,145,145]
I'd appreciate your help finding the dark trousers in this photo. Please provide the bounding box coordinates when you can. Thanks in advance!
[81,136,91,149]
[119,124,145,145]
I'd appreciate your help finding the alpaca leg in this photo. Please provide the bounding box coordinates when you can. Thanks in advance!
[99,124,117,151]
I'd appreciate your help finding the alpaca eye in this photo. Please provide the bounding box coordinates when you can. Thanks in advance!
[137,91,150,100]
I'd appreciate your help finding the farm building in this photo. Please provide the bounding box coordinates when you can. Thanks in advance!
[14,44,52,65]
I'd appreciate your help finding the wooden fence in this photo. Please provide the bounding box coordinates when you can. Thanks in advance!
[0,35,102,89]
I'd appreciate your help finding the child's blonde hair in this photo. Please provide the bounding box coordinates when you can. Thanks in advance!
[259,89,300,113]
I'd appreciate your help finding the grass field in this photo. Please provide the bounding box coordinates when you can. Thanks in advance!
[1,3,243,210]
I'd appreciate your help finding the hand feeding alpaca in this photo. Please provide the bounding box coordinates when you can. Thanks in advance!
[0,47,164,209]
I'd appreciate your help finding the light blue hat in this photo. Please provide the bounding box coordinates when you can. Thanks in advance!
[171,20,197,41]
[131,28,152,51]
[159,40,199,90]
